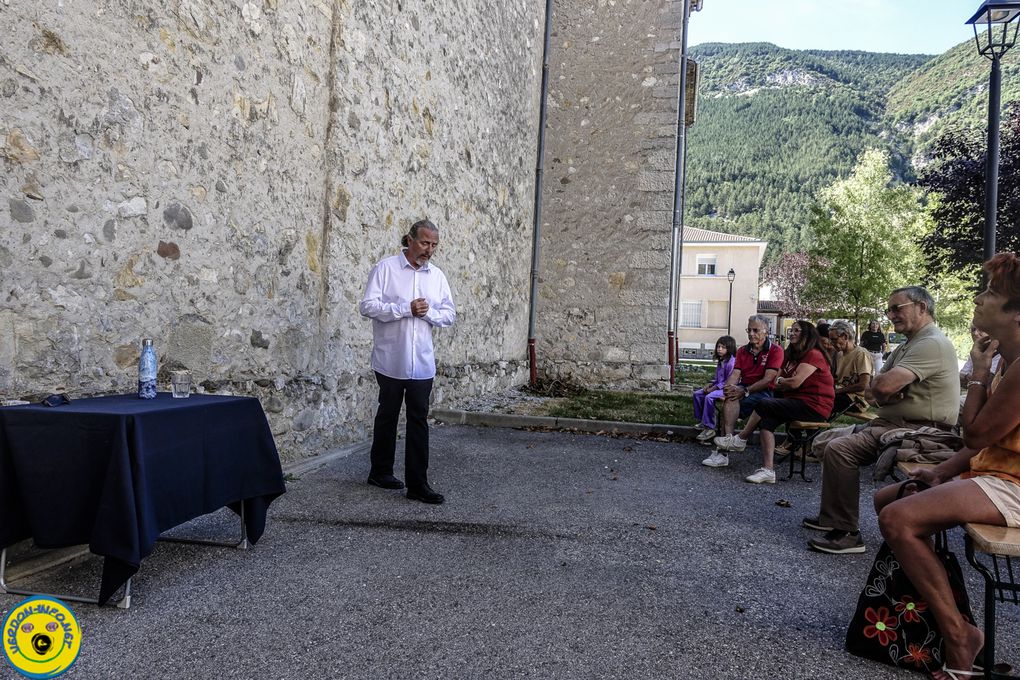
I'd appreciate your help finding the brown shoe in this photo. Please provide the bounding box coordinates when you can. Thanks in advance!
[808,530,865,554]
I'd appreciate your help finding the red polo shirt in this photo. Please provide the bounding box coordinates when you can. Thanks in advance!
[734,340,784,388]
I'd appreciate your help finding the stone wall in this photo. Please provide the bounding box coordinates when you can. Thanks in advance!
[0,0,543,461]
[536,0,682,388]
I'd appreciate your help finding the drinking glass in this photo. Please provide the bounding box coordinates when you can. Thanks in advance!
[171,371,192,399]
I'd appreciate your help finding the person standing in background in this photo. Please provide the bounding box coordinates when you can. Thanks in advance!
[860,319,888,374]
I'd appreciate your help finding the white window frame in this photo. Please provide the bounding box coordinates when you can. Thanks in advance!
[679,300,703,328]
[696,255,717,276]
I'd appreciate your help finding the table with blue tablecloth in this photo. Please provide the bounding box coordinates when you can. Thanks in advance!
[0,393,286,605]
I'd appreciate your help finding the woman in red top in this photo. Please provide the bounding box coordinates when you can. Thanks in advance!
[715,320,835,484]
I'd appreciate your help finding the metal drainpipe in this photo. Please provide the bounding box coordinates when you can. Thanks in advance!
[666,0,692,384]
[674,138,689,363]
[527,0,555,387]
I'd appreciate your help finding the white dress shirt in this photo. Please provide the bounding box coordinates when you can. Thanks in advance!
[359,252,456,380]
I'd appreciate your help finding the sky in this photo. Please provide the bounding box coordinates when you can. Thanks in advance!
[689,0,981,55]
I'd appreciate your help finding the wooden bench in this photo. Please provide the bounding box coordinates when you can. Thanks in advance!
[964,522,1020,679]
[783,420,832,482]
[895,460,936,478]
[781,410,878,482]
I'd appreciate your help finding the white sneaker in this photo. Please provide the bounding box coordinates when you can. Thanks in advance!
[701,452,729,467]
[713,434,747,452]
[745,467,776,484]
[696,428,716,442]
[694,423,706,431]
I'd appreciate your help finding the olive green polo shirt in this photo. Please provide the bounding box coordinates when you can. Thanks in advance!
[877,322,960,426]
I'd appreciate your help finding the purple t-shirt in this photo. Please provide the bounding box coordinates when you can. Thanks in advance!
[712,356,735,389]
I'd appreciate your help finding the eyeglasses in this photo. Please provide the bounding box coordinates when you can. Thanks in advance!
[745,328,765,334]
[884,301,915,316]
[40,393,71,407]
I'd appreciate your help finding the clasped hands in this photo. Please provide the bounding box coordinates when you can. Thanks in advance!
[410,297,429,317]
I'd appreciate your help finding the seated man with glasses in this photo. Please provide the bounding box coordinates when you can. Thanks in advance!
[703,315,784,467]
[804,286,960,554]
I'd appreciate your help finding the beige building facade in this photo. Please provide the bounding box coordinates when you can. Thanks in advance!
[676,227,767,351]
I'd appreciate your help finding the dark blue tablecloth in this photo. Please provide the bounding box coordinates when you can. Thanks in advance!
[0,393,286,604]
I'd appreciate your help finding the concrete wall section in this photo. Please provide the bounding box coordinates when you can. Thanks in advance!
[0,0,543,460]
[536,0,681,387]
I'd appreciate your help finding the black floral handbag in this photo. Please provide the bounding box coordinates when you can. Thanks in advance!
[844,482,975,673]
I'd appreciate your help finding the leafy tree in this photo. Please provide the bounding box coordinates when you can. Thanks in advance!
[926,264,982,358]
[761,252,823,318]
[918,102,1020,278]
[802,149,927,328]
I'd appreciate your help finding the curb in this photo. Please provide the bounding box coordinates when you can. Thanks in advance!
[431,408,698,437]
[430,408,768,446]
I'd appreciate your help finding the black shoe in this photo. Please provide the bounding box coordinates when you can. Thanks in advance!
[407,484,445,504]
[367,474,405,490]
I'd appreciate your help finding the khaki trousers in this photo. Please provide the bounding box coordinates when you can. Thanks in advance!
[817,419,901,532]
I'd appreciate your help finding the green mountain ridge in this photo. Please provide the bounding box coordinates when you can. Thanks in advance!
[683,39,1020,260]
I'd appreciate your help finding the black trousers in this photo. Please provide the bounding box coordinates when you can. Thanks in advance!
[754,397,828,433]
[369,372,433,489]
[833,393,865,415]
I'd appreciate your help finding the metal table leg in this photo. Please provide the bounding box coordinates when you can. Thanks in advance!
[1,501,251,608]
[0,547,132,609]
[159,502,249,549]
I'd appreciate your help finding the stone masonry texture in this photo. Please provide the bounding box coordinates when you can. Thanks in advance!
[0,0,544,461]
[536,0,682,388]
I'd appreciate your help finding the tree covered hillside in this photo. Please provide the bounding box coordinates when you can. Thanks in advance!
[885,38,1020,154]
[684,43,927,255]
[683,40,1020,261]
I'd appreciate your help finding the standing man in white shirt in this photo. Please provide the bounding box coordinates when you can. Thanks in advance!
[359,219,456,504]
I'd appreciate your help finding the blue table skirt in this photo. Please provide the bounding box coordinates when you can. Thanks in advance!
[0,393,286,604]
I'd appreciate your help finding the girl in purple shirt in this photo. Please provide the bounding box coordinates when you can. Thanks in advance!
[693,336,737,441]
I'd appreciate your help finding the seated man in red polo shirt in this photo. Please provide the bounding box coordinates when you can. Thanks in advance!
[702,315,784,467]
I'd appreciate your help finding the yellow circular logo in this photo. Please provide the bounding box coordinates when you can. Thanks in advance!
[3,596,81,678]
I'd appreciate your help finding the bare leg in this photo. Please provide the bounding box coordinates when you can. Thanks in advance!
[721,398,740,436]
[873,479,919,514]
[879,480,1005,677]
[760,429,775,469]
[737,411,761,440]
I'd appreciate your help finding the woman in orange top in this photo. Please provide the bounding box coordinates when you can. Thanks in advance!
[876,253,1020,680]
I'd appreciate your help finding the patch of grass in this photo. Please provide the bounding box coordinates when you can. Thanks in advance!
[674,361,717,389]
[543,390,695,426]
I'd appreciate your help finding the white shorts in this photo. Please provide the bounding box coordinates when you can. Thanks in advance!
[972,475,1020,528]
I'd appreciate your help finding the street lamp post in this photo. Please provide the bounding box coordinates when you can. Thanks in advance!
[967,1,1020,262]
[726,268,736,336]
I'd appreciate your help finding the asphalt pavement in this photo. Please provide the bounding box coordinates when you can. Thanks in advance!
[3,422,1017,679]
